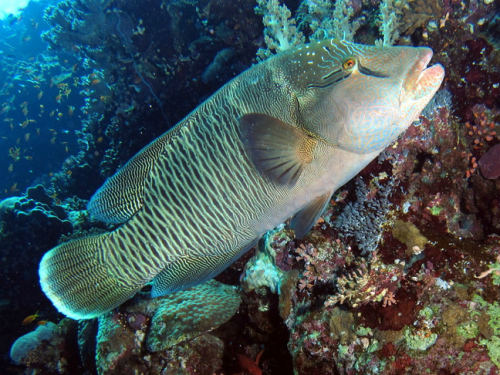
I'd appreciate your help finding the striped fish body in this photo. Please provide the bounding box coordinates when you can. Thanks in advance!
[39,40,444,319]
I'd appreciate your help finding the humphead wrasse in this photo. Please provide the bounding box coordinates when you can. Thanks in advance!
[39,39,445,319]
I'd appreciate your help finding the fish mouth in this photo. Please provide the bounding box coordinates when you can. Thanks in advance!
[402,48,445,104]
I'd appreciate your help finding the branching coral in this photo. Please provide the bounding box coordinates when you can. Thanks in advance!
[325,252,405,308]
[334,177,396,255]
[376,0,401,46]
[304,0,361,42]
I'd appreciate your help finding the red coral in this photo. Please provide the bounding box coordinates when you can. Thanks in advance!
[380,342,397,358]
[392,354,413,370]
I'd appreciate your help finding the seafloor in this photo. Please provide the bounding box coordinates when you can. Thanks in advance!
[1,0,500,374]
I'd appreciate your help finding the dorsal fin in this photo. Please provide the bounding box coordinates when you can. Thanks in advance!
[88,135,169,224]
[240,113,317,187]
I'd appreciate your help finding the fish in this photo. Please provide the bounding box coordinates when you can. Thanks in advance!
[39,39,444,319]
[22,311,39,325]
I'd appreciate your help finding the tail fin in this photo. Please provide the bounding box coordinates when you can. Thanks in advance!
[39,234,140,319]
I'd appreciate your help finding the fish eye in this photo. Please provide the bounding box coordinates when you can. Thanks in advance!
[342,58,357,71]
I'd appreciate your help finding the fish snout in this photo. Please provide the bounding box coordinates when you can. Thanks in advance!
[400,47,445,118]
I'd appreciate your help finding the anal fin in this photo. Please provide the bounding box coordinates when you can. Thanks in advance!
[152,242,255,297]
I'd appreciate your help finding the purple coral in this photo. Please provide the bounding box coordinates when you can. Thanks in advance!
[479,144,500,179]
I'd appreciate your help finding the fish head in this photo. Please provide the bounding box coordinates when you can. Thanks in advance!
[286,39,445,154]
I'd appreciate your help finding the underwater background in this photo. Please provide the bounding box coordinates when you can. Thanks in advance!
[0,0,499,374]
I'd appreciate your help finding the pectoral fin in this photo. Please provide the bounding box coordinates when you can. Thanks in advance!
[240,113,317,187]
[290,191,332,238]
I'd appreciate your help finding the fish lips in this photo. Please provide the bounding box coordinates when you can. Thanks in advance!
[402,48,445,104]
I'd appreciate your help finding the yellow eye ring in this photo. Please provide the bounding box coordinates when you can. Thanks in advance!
[343,58,356,70]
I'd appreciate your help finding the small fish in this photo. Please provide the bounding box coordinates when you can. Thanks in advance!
[37,320,49,326]
[24,133,30,142]
[90,79,100,85]
[57,112,63,118]
[55,94,62,103]
[49,110,55,117]
[22,311,39,325]
[68,106,74,117]
[22,107,28,117]
[20,102,28,108]
[9,146,20,161]
[7,164,13,173]
[39,40,444,320]
[37,91,43,100]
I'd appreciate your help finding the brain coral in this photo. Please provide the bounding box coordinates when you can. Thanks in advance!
[146,279,241,351]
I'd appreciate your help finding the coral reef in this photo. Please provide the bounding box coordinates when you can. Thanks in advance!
[479,144,500,179]
[42,0,113,60]
[10,319,79,373]
[333,177,396,255]
[146,280,241,351]
[3,0,500,373]
[241,231,285,294]
[397,0,443,35]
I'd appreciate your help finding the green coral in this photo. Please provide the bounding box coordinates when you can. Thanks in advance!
[419,306,435,321]
[429,205,443,216]
[456,321,479,340]
[404,327,438,351]
[481,336,500,368]
[355,325,372,336]
[473,295,500,367]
